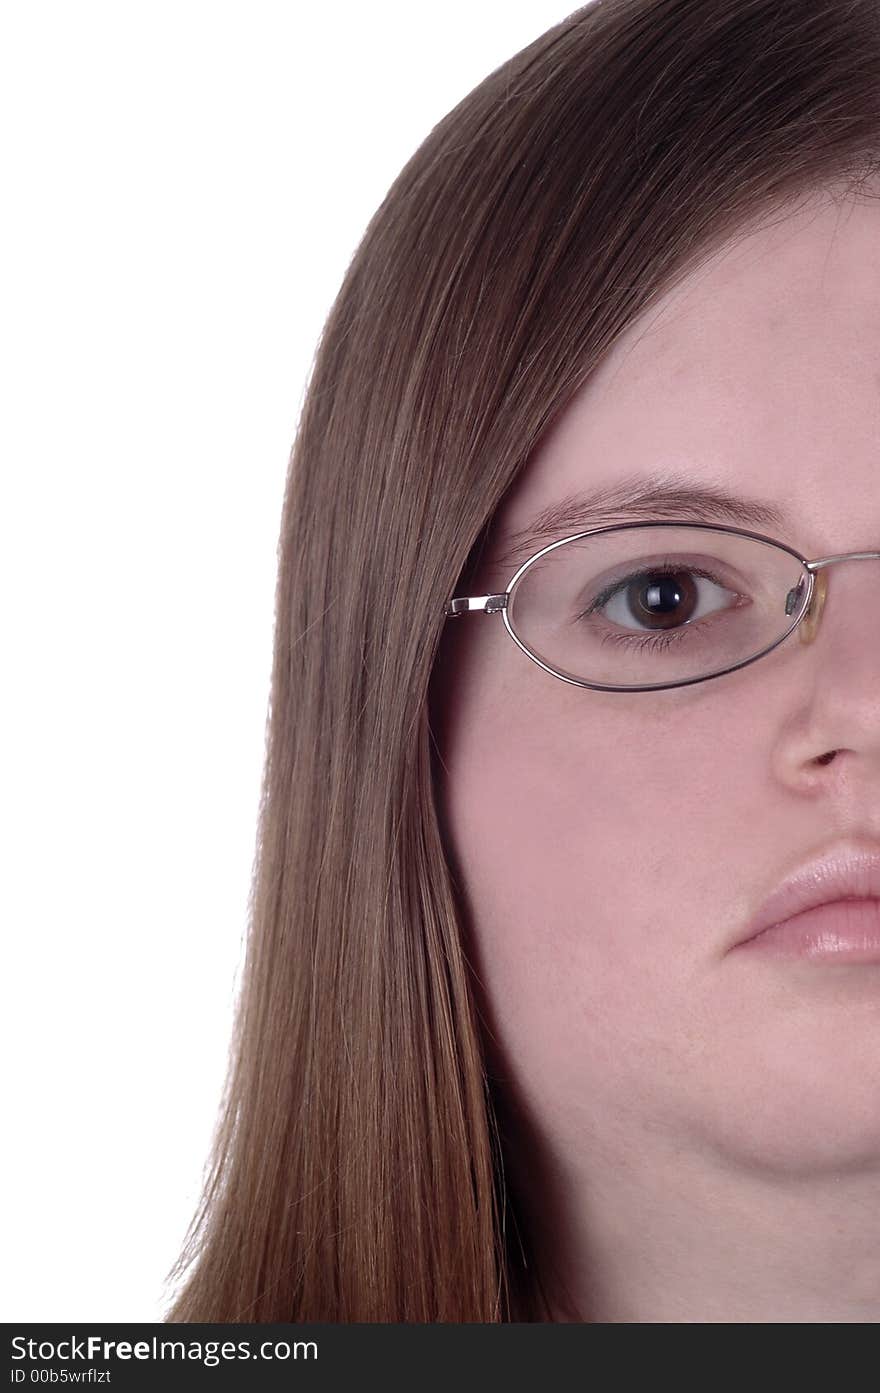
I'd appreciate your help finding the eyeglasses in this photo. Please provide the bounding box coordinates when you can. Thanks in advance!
[443,520,880,693]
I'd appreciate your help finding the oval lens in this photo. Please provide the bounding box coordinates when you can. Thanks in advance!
[506,525,810,689]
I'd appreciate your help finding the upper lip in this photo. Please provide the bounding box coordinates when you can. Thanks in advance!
[736,840,880,947]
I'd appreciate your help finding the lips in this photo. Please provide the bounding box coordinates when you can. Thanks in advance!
[736,840,880,949]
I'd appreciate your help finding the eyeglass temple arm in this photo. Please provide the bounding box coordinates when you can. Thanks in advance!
[445,594,508,617]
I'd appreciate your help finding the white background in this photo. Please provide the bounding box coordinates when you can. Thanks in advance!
[1,1,578,1321]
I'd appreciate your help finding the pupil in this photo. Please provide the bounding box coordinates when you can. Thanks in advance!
[629,571,697,628]
[645,579,680,613]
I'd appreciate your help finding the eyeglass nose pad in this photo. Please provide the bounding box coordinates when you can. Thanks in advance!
[796,568,828,645]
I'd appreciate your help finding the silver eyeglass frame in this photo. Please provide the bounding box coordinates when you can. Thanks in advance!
[443,519,880,693]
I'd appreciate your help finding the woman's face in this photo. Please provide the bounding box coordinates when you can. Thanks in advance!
[431,188,880,1215]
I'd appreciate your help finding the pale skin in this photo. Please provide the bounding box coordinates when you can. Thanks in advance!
[431,184,880,1321]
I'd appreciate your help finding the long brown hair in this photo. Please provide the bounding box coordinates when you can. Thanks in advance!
[162,0,880,1322]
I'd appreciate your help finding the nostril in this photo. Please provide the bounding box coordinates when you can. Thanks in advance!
[815,749,838,766]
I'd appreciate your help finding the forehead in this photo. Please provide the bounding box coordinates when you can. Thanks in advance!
[493,188,880,562]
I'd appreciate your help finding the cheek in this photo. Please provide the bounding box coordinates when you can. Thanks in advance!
[438,690,759,1103]
[441,707,675,1013]
[446,685,727,950]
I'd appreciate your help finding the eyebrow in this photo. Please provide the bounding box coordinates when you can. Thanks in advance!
[493,469,789,570]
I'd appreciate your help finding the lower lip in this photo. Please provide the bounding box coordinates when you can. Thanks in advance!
[740,898,880,961]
